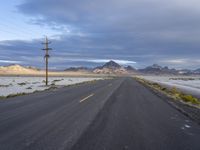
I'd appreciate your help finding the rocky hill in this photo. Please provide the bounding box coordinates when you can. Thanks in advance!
[139,64,178,75]
[93,60,137,74]
[64,67,91,72]
[0,64,40,74]
[138,64,200,75]
[194,68,200,74]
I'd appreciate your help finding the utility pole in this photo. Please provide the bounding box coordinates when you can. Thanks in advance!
[42,36,52,86]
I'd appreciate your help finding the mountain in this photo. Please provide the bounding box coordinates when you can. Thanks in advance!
[193,68,200,74]
[93,61,199,75]
[139,64,178,75]
[139,64,162,74]
[138,64,200,75]
[93,60,137,74]
[0,64,41,75]
[0,64,93,76]
[1,62,197,76]
[65,67,91,72]
[124,65,137,72]
[177,69,193,75]
[96,60,121,69]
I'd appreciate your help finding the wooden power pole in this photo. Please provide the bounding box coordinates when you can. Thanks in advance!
[42,36,52,86]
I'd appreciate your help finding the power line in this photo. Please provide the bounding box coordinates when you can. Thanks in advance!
[42,36,52,86]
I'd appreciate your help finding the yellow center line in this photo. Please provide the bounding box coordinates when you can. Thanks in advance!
[80,93,94,103]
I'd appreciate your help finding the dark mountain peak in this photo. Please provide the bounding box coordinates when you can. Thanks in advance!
[125,65,136,71]
[150,64,162,69]
[194,68,200,71]
[163,66,169,69]
[102,60,121,69]
[139,64,178,75]
[93,61,138,74]
[193,68,200,74]
[65,66,90,72]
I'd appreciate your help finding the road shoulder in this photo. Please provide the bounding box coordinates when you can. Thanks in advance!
[135,77,200,125]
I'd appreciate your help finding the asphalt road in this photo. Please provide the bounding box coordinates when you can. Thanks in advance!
[0,77,200,150]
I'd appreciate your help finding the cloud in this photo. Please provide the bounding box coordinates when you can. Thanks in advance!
[85,59,136,65]
[159,58,200,69]
[17,0,200,50]
[0,60,22,64]
[0,0,200,69]
[17,0,200,34]
[162,59,187,64]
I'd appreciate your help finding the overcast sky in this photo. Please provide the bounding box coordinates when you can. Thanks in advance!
[0,0,200,69]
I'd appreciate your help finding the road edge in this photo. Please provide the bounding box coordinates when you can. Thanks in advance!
[135,78,200,125]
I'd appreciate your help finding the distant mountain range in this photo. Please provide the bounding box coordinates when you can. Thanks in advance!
[139,64,200,75]
[193,68,200,74]
[139,64,177,75]
[64,61,137,74]
[0,61,199,75]
[64,67,91,72]
[65,61,200,75]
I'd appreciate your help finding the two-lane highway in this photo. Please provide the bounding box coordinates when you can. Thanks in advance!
[0,77,200,150]
[72,78,200,150]
[0,78,123,150]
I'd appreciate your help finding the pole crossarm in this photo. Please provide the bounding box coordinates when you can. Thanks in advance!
[42,48,52,50]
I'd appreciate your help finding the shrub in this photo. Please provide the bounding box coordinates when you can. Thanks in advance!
[6,93,26,98]
[18,82,26,86]
[171,87,177,93]
[161,87,167,91]
[26,87,32,89]
[180,94,200,105]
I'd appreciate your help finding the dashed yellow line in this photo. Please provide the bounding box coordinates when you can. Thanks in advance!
[80,93,94,103]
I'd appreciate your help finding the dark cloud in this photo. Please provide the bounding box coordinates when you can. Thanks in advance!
[1,0,200,69]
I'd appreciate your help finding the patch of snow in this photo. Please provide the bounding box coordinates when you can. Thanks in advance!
[138,75,200,99]
[0,77,103,97]
[184,124,191,128]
